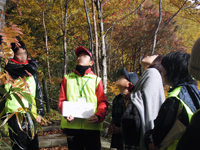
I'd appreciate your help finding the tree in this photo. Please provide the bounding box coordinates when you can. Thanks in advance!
[62,0,69,76]
[41,0,51,85]
[92,0,100,76]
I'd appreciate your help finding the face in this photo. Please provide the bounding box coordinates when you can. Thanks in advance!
[116,75,130,92]
[141,54,158,68]
[14,48,27,63]
[162,68,173,86]
[76,51,93,66]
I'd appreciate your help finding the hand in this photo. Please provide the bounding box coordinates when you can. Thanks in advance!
[88,115,99,123]
[112,124,121,135]
[25,70,32,76]
[123,89,130,99]
[65,115,74,123]
[108,124,114,135]
[36,115,42,123]
[149,142,159,150]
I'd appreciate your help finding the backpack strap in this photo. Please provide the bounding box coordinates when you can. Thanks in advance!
[185,85,200,111]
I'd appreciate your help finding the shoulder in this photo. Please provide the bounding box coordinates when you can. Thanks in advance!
[159,97,180,113]
[144,68,160,77]
[113,94,123,101]
[140,68,162,86]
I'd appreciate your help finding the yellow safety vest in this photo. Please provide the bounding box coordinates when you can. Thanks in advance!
[60,72,103,131]
[160,86,193,150]
[4,76,37,118]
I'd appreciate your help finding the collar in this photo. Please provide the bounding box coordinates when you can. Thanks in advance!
[10,59,28,64]
[74,67,94,77]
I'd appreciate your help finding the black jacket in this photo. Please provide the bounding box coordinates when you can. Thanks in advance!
[4,60,45,117]
[176,109,200,150]
[145,83,200,148]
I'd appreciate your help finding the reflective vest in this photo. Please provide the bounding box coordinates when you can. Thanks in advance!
[60,72,103,131]
[4,76,37,118]
[160,86,193,150]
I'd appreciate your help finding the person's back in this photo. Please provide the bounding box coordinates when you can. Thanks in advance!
[122,54,165,150]
[109,68,138,150]
[145,51,200,150]
[58,46,108,150]
[176,37,200,150]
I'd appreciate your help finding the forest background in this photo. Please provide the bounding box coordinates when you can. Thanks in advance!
[1,0,200,110]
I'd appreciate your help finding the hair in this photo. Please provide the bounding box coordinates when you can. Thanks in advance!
[11,41,27,54]
[148,53,163,74]
[161,51,196,87]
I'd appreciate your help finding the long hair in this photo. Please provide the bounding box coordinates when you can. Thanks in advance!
[161,51,196,87]
[148,53,163,74]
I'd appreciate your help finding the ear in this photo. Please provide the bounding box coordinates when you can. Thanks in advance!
[89,61,93,66]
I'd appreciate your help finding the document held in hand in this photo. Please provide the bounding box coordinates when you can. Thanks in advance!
[62,101,94,118]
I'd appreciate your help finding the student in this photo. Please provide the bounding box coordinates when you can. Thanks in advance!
[145,51,200,150]
[108,68,138,150]
[122,54,165,150]
[176,37,200,150]
[4,41,45,150]
[58,46,109,150]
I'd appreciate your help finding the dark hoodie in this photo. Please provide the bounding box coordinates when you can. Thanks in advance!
[4,59,45,117]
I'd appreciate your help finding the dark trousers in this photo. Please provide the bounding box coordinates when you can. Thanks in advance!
[111,134,124,150]
[8,115,39,150]
[65,129,101,150]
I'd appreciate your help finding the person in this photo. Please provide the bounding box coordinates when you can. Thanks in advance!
[145,51,200,150]
[121,53,165,150]
[176,37,200,150]
[108,67,138,150]
[58,46,109,150]
[4,41,45,150]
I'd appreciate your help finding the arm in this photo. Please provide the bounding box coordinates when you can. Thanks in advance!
[58,77,67,114]
[34,73,45,117]
[95,80,109,123]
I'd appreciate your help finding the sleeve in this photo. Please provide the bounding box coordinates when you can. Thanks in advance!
[34,74,45,117]
[58,77,67,114]
[95,79,109,123]
[152,97,179,146]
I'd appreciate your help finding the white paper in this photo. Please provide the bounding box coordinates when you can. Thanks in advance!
[62,101,94,118]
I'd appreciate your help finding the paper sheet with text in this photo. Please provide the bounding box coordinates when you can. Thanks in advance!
[62,101,94,118]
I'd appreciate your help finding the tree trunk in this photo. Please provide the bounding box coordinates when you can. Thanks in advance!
[63,0,69,76]
[42,8,51,85]
[92,0,100,76]
[152,0,162,54]
[97,0,107,94]
[84,0,94,52]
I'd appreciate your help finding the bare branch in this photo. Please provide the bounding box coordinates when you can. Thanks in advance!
[152,0,162,54]
[104,0,146,37]
[158,0,188,34]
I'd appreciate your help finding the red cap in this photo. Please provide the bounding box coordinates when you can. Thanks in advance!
[75,46,93,61]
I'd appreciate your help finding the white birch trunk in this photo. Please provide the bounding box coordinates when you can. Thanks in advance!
[42,8,51,85]
[152,0,162,54]
[92,0,100,77]
[63,1,68,76]
[98,0,107,94]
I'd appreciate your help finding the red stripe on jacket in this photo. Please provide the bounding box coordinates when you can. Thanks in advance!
[58,68,108,123]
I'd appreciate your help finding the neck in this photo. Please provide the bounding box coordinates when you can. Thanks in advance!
[75,65,90,76]
[141,63,149,71]
[10,59,28,64]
